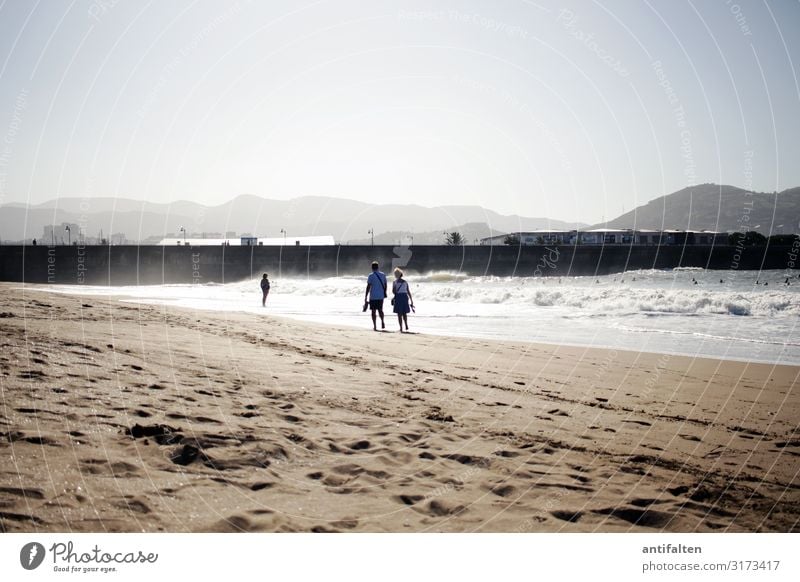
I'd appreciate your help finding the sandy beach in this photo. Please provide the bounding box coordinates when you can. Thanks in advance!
[0,283,797,532]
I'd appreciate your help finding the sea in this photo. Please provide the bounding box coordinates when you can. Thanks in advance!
[41,268,800,365]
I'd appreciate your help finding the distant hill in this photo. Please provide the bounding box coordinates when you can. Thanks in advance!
[0,195,585,243]
[597,184,800,234]
[5,185,793,244]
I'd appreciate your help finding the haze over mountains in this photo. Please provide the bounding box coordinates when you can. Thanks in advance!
[1,184,797,244]
[0,195,584,244]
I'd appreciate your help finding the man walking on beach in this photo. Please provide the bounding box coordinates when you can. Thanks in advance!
[364,261,387,331]
[260,273,271,307]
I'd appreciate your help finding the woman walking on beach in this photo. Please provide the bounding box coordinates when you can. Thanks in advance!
[392,268,414,332]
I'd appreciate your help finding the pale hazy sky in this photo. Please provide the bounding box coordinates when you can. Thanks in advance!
[0,0,798,223]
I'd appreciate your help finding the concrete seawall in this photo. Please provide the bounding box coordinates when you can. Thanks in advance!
[0,244,795,285]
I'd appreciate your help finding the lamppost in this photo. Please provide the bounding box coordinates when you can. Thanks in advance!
[277,229,286,279]
[368,229,374,247]
[65,225,71,246]
[179,226,186,245]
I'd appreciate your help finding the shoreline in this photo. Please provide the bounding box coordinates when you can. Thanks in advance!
[18,281,800,368]
[1,283,798,532]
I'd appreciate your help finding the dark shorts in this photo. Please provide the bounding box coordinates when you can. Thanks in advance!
[369,299,384,311]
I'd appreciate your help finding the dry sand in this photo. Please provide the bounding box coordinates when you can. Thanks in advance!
[0,283,798,532]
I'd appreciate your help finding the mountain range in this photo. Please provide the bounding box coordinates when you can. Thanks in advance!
[594,183,799,233]
[0,195,584,244]
[0,184,797,244]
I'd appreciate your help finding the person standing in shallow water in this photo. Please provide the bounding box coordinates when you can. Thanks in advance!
[364,261,387,331]
[392,268,414,332]
[260,273,270,307]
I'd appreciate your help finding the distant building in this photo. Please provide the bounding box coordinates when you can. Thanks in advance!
[579,229,633,244]
[480,231,577,245]
[42,222,81,245]
[157,235,336,246]
[632,230,664,245]
[480,229,729,246]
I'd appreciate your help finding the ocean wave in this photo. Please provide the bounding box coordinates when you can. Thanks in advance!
[223,274,800,318]
[413,272,470,283]
[411,286,799,317]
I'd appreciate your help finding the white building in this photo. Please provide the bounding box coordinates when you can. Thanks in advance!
[158,235,336,246]
[480,231,577,246]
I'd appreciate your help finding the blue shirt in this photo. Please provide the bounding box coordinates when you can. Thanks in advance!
[367,271,387,300]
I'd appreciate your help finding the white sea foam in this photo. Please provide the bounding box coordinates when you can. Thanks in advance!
[417,285,797,316]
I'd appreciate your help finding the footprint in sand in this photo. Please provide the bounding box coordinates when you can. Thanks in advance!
[425,409,454,422]
[126,423,183,445]
[394,494,424,506]
[0,486,45,500]
[8,432,62,446]
[593,506,673,528]
[443,453,489,467]
[80,459,141,477]
[551,510,583,523]
[547,408,570,417]
[208,514,253,532]
[487,484,515,497]
[0,511,45,529]
[114,496,152,514]
[322,474,351,487]
[774,440,800,449]
[423,499,466,517]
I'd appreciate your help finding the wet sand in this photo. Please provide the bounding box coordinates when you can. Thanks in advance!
[0,283,798,532]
